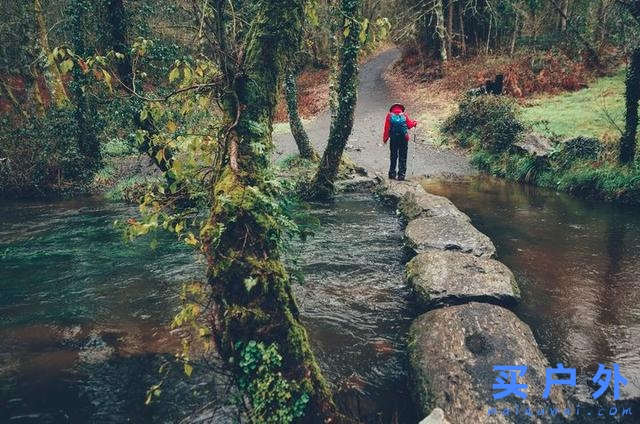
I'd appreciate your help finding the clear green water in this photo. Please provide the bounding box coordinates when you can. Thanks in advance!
[0,193,417,423]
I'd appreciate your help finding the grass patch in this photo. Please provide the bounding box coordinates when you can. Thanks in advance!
[521,68,626,143]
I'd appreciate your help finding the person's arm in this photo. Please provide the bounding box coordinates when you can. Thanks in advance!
[405,113,418,129]
[383,113,391,143]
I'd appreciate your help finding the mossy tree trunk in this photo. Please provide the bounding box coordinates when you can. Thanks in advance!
[328,0,341,120]
[620,46,640,165]
[105,0,132,88]
[285,72,318,160]
[69,0,101,172]
[203,0,342,421]
[34,0,69,108]
[434,0,448,61]
[307,0,362,199]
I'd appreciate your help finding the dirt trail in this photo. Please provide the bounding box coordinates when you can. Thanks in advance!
[273,47,475,178]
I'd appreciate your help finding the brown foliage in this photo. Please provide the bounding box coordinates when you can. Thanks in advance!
[274,67,330,122]
[394,50,605,99]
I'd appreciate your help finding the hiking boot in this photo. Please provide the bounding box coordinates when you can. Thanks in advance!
[388,173,396,180]
[397,175,405,181]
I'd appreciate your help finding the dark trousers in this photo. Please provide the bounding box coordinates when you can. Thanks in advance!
[389,136,408,178]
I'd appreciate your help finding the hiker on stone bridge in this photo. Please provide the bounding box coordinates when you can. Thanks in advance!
[383,103,417,181]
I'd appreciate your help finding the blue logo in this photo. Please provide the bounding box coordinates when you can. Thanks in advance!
[492,363,628,400]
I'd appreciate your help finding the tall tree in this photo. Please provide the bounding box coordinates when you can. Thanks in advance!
[308,0,362,199]
[447,0,454,58]
[435,0,448,60]
[34,0,69,107]
[105,0,132,87]
[203,0,342,420]
[619,51,640,165]
[621,53,640,161]
[619,1,640,164]
[285,71,318,160]
[69,0,101,170]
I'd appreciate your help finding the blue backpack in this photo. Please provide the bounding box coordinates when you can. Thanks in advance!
[390,113,408,138]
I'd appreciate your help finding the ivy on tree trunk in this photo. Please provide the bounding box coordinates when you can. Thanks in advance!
[285,72,317,160]
[69,0,101,172]
[307,0,362,199]
[204,0,343,421]
[105,0,132,88]
[34,0,69,108]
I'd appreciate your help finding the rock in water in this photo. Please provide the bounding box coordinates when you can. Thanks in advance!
[405,216,496,258]
[409,302,569,424]
[376,178,424,205]
[398,190,471,222]
[406,250,520,310]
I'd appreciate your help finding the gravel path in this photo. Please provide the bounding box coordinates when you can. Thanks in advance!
[273,47,475,178]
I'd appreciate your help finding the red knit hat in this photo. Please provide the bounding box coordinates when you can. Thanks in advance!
[389,103,405,112]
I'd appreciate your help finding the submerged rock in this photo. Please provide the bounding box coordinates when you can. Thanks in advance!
[78,332,115,364]
[406,250,520,309]
[405,216,496,258]
[409,302,569,424]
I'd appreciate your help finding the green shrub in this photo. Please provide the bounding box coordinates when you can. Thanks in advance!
[552,136,603,170]
[102,137,137,157]
[510,155,550,183]
[105,175,158,203]
[0,108,86,197]
[442,95,525,152]
[470,150,497,172]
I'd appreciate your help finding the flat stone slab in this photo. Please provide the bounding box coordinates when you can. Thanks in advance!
[409,302,569,423]
[399,190,471,222]
[335,175,376,192]
[407,250,520,309]
[405,216,496,258]
[376,178,424,204]
[376,178,471,222]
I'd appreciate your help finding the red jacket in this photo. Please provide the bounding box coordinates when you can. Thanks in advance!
[383,105,417,143]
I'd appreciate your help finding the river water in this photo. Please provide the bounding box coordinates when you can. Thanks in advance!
[0,193,416,423]
[4,178,639,423]
[423,177,640,407]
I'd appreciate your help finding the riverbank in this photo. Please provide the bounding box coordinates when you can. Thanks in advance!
[441,74,640,204]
